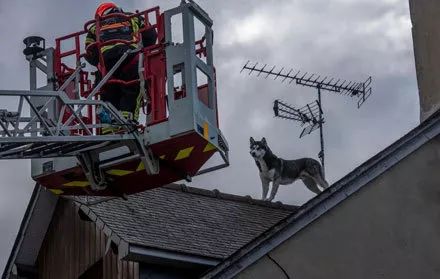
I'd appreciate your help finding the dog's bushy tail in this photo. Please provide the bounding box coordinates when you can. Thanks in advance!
[317,163,329,189]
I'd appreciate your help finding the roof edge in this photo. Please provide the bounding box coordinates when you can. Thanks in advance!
[202,110,440,279]
[163,184,298,211]
[126,244,221,267]
[78,200,220,268]
[2,184,40,279]
[77,203,128,251]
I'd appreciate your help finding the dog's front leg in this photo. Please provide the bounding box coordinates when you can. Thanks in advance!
[260,177,270,200]
[267,179,280,202]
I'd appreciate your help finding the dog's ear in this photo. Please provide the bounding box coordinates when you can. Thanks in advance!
[250,137,255,145]
[261,137,267,145]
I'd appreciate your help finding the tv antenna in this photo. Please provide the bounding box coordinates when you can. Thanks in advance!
[242,61,372,174]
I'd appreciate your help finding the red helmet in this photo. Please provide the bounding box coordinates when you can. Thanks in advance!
[95,2,117,17]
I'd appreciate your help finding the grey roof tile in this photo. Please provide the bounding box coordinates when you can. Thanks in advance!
[85,184,297,259]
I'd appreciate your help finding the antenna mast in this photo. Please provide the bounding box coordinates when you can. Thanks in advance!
[242,61,373,174]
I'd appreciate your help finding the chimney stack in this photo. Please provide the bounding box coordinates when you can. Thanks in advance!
[409,0,440,122]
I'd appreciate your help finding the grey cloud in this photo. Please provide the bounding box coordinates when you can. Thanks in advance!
[0,0,419,272]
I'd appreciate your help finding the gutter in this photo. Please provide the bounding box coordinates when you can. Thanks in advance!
[126,244,221,268]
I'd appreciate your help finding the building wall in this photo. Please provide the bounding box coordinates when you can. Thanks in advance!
[238,136,440,279]
[140,263,208,279]
[37,199,139,279]
[409,0,440,121]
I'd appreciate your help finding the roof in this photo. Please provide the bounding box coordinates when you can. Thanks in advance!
[83,184,296,260]
[2,184,58,279]
[202,109,440,279]
[2,183,296,278]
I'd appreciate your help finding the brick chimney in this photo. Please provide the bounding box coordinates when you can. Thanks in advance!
[409,0,440,121]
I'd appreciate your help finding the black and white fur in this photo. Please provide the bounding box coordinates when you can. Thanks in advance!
[250,137,329,201]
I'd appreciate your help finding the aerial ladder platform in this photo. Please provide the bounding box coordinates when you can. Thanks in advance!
[0,1,229,196]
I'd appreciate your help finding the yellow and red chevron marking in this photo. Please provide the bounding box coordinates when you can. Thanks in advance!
[36,132,218,196]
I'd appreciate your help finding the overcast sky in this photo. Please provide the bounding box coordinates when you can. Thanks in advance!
[0,0,418,272]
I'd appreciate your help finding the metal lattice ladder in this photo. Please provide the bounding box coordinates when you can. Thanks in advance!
[0,39,159,190]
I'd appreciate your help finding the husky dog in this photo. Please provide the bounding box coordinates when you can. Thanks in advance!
[250,137,329,201]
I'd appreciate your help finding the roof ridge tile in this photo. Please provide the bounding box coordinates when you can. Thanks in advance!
[163,184,297,211]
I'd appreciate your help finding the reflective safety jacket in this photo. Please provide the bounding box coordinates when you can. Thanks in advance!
[85,12,157,66]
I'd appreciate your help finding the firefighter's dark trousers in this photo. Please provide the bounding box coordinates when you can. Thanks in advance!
[101,45,143,121]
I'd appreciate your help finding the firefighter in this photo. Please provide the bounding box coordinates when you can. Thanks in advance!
[84,2,157,133]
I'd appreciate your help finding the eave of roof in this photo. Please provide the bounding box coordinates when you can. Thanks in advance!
[202,109,440,279]
[2,184,39,279]
[127,244,221,267]
[2,185,59,279]
[76,184,297,265]
[77,201,221,267]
